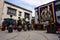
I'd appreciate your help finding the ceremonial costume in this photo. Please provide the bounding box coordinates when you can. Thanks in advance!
[14,20,17,30]
[22,20,27,31]
[17,18,22,32]
[8,19,14,33]
[26,22,31,31]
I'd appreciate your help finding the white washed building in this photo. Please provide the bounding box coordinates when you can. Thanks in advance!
[2,1,32,23]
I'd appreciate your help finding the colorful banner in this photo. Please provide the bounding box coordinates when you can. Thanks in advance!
[39,1,56,24]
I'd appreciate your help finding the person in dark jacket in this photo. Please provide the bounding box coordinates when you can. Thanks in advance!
[8,15,14,33]
[17,17,22,32]
[26,21,31,31]
[22,18,27,31]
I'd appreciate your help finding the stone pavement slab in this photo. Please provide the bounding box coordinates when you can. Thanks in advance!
[0,30,59,40]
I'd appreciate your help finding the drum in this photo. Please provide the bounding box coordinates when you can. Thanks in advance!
[17,25,22,32]
[8,25,13,33]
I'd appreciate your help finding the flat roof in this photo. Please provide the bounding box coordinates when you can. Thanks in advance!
[4,1,32,13]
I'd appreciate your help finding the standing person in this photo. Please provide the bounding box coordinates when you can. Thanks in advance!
[2,19,6,31]
[22,18,27,31]
[26,19,31,31]
[14,20,17,30]
[27,22,31,31]
[8,15,14,33]
[31,19,35,30]
[17,17,22,32]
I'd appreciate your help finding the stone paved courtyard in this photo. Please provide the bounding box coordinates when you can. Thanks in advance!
[0,30,59,40]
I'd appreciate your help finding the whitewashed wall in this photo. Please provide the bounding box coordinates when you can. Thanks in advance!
[2,3,32,23]
[0,0,4,26]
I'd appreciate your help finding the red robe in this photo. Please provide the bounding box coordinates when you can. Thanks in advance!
[2,21,6,31]
[14,21,17,30]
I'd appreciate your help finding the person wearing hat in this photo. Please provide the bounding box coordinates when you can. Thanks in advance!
[13,20,17,30]
[8,15,14,33]
[17,17,22,32]
[22,18,27,31]
[26,18,31,31]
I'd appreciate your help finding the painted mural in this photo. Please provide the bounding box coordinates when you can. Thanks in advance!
[39,2,56,24]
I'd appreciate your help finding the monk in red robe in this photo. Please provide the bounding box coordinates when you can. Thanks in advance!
[2,20,6,31]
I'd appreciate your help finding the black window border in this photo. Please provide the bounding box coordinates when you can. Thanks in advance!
[7,7,17,16]
[24,12,30,20]
[19,11,22,16]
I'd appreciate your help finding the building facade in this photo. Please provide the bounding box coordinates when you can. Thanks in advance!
[35,0,60,24]
[0,0,4,26]
[55,0,60,23]
[2,1,32,23]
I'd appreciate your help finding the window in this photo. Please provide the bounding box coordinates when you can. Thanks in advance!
[35,9,38,15]
[57,16,60,23]
[7,7,16,16]
[56,5,60,11]
[19,11,22,16]
[37,19,40,23]
[25,12,30,20]
[57,16,60,19]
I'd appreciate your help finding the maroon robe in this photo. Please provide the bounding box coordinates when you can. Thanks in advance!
[14,21,17,30]
[2,21,6,31]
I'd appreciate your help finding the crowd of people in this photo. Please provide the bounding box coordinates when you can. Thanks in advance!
[2,15,33,33]
[1,15,57,33]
